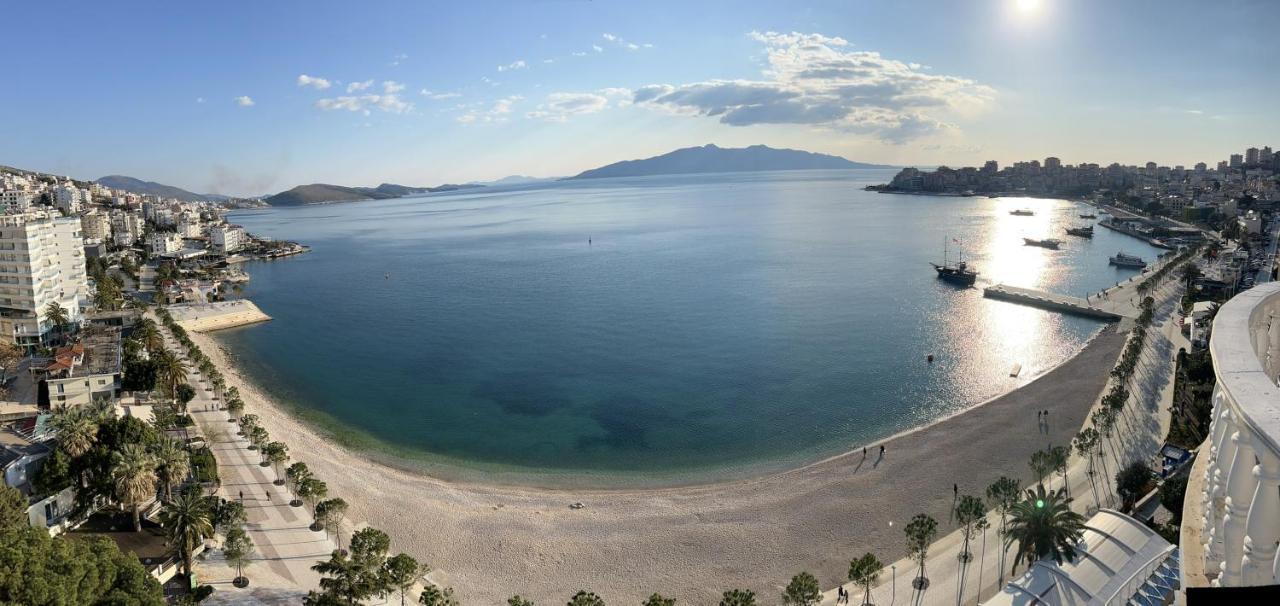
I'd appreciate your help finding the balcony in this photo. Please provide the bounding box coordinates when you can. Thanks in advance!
[1194,281,1280,589]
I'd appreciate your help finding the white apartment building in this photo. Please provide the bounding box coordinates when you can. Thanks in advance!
[0,191,36,214]
[0,212,89,349]
[209,224,246,254]
[110,211,141,247]
[147,231,182,255]
[79,210,111,242]
[52,185,83,215]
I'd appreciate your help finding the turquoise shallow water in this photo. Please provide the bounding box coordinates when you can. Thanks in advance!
[216,169,1164,482]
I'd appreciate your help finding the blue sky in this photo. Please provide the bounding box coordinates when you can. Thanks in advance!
[1,0,1276,196]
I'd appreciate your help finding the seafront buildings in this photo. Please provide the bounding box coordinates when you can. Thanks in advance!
[0,211,89,349]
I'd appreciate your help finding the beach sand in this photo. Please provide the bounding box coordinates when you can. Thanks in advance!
[190,325,1125,604]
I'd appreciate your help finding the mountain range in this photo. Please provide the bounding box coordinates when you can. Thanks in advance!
[567,144,892,180]
[263,182,483,206]
[96,175,224,202]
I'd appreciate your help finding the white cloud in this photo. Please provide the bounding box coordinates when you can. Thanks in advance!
[527,92,611,122]
[234,96,255,107]
[543,58,555,64]
[456,95,523,124]
[196,97,205,104]
[297,74,332,90]
[390,53,408,66]
[631,31,995,143]
[592,44,604,53]
[420,89,462,100]
[382,80,405,94]
[626,43,640,50]
[602,33,619,42]
[572,51,587,57]
[315,91,413,115]
[1185,109,1204,115]
[498,60,527,72]
[347,80,374,93]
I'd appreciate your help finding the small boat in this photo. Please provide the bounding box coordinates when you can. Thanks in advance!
[1079,213,1098,219]
[1023,237,1062,249]
[931,238,978,286]
[1110,252,1147,268]
[1066,226,1094,238]
[1010,209,1035,216]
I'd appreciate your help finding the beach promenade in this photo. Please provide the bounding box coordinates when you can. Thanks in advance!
[822,257,1191,606]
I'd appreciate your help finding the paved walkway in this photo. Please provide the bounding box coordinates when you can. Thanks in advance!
[157,321,339,605]
[819,260,1191,606]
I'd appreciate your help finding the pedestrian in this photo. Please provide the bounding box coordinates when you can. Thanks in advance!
[265,491,271,503]
[238,490,243,502]
[863,446,867,458]
[880,445,885,456]
[953,483,958,497]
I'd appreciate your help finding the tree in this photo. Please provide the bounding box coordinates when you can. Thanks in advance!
[0,524,165,604]
[157,489,214,578]
[1028,449,1053,488]
[1116,461,1154,512]
[223,526,255,587]
[32,449,73,497]
[175,383,197,411]
[286,462,312,507]
[509,596,537,606]
[227,397,245,422]
[45,301,70,345]
[299,477,329,528]
[0,484,28,530]
[1073,429,1103,509]
[567,591,605,606]
[153,438,190,501]
[420,586,459,606]
[385,553,425,606]
[847,552,881,606]
[49,405,99,459]
[719,589,756,606]
[95,278,124,311]
[111,443,158,532]
[954,495,985,606]
[642,594,675,606]
[153,349,189,406]
[312,527,392,604]
[316,497,350,550]
[1004,485,1086,574]
[904,513,938,593]
[782,572,820,606]
[248,426,269,452]
[264,441,289,482]
[1048,445,1070,496]
[214,498,247,536]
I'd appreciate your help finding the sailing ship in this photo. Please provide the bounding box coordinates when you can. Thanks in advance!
[931,238,978,286]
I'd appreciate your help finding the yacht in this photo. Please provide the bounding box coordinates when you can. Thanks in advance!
[1009,209,1035,216]
[1109,252,1147,268]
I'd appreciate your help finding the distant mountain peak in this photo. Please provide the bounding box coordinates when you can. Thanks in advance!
[567,144,892,180]
[96,175,216,202]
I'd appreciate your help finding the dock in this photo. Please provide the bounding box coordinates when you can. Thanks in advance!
[983,284,1129,320]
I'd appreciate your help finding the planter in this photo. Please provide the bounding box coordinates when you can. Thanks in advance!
[233,577,249,588]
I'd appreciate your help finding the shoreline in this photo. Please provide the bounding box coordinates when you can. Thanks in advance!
[188,323,1126,603]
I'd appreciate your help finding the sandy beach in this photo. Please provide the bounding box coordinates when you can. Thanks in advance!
[190,325,1126,604]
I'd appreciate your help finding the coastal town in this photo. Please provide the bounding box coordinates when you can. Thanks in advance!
[0,140,1277,606]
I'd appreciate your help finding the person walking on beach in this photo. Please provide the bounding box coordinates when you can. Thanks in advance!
[862,446,867,458]
[879,445,885,457]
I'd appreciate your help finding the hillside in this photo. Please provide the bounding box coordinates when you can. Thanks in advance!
[96,175,215,202]
[568,144,892,180]
[263,182,484,206]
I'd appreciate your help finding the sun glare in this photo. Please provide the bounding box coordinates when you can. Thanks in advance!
[1015,0,1042,14]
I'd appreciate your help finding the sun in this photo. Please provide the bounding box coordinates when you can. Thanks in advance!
[1015,0,1043,13]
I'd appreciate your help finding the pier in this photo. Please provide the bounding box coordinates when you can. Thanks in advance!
[167,299,273,332]
[982,284,1132,320]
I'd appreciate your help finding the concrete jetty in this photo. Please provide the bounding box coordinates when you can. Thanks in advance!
[983,284,1130,320]
[167,299,272,332]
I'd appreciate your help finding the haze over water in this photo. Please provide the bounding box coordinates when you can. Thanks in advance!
[218,169,1164,484]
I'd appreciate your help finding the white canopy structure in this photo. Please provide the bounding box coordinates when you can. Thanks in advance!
[983,509,1179,606]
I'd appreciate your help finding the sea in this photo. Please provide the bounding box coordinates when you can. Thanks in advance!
[215,169,1165,486]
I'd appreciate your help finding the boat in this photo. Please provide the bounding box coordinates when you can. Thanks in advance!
[1066,225,1094,238]
[1079,213,1098,219]
[1010,209,1035,216]
[1109,252,1147,268]
[1023,237,1062,249]
[931,238,978,286]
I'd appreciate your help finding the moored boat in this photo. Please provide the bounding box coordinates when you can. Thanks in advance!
[932,238,978,286]
[1023,237,1061,249]
[1109,252,1146,268]
[1009,209,1035,216]
[1066,225,1094,238]
[1079,213,1098,219]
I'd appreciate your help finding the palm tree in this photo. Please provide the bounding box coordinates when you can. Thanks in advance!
[111,443,159,532]
[154,438,190,501]
[154,349,189,407]
[49,405,98,458]
[847,552,881,606]
[44,301,69,345]
[134,319,164,354]
[985,476,1021,586]
[158,489,214,578]
[904,513,938,598]
[953,495,985,605]
[1003,485,1086,575]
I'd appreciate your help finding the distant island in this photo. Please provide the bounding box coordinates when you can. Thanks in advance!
[96,175,224,203]
[567,144,893,180]
[264,182,483,206]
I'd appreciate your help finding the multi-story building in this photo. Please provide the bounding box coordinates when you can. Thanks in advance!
[0,212,89,349]
[1245,147,1260,166]
[110,210,142,247]
[1230,154,1244,168]
[147,231,182,255]
[209,224,246,254]
[79,210,111,242]
[0,191,35,214]
[52,184,82,215]
[1044,156,1062,170]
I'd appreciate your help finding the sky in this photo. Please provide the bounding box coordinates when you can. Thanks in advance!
[1,0,1277,197]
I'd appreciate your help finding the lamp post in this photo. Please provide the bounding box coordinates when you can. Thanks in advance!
[891,564,896,606]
